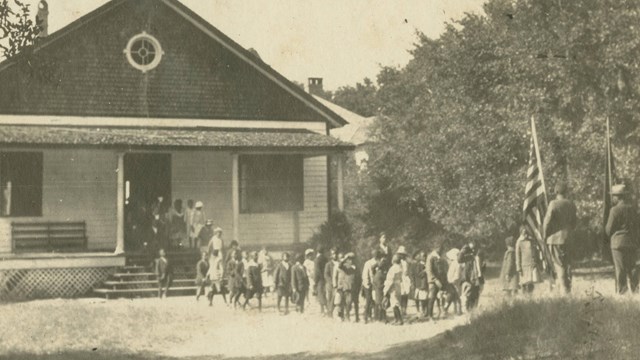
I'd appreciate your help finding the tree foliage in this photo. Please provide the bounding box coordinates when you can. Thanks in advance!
[363,0,640,251]
[0,0,40,59]
[332,78,380,117]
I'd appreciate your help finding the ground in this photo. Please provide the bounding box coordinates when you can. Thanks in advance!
[0,265,633,360]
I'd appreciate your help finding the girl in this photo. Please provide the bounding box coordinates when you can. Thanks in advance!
[500,236,519,296]
[516,226,540,295]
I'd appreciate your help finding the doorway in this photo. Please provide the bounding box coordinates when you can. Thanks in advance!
[123,153,171,250]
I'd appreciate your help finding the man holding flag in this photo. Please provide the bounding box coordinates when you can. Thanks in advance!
[523,117,555,287]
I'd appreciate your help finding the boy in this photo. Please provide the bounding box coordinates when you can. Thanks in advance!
[195,251,209,301]
[292,253,310,313]
[337,253,358,322]
[207,249,227,306]
[243,251,263,311]
[155,248,172,299]
[384,254,404,325]
[426,244,446,320]
[362,249,383,323]
[324,248,338,317]
[274,252,292,315]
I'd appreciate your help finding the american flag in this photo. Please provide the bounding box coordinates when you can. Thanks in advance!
[523,117,554,275]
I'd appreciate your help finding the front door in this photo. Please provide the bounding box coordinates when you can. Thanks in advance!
[123,153,171,250]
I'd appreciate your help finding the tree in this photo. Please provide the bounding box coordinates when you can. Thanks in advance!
[332,77,380,117]
[0,0,41,59]
[364,0,640,254]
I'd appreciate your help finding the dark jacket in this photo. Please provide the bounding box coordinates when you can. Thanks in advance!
[543,198,577,245]
[606,202,640,249]
[155,257,171,281]
[245,263,263,291]
[195,259,209,284]
[414,262,428,291]
[292,263,309,293]
[337,263,357,291]
[426,252,446,286]
[274,261,292,291]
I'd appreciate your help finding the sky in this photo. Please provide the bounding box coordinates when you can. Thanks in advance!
[30,0,486,91]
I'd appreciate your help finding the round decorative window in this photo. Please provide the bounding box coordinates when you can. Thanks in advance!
[124,32,164,72]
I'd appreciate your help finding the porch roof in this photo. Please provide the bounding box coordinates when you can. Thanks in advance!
[0,125,354,152]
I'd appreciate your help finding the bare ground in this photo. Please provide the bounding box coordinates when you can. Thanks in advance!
[0,265,626,359]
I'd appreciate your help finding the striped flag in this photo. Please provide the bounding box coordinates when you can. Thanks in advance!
[602,117,617,261]
[523,117,554,276]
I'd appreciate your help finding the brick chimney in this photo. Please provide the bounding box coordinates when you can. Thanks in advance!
[308,77,324,96]
[36,0,49,37]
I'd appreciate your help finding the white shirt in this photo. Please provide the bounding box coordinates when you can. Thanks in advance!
[362,258,377,289]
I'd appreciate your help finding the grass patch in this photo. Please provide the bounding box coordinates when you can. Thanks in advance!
[367,295,640,360]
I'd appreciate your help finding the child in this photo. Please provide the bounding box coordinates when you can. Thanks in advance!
[500,236,519,297]
[195,251,209,301]
[274,252,292,315]
[414,252,429,317]
[155,248,172,299]
[207,249,227,306]
[372,258,388,323]
[426,245,446,320]
[516,226,540,295]
[243,251,263,311]
[336,252,357,321]
[227,250,245,309]
[384,254,404,325]
[292,253,310,313]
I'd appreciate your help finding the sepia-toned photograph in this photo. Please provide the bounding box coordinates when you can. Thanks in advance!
[1,0,639,359]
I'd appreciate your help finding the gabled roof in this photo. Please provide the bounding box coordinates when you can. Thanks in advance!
[0,0,347,128]
[317,96,375,146]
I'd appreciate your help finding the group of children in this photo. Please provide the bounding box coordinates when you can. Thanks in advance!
[185,233,487,326]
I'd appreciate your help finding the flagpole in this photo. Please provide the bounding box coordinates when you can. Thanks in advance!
[531,116,548,205]
[606,117,613,192]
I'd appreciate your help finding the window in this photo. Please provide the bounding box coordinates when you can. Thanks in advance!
[124,32,164,73]
[239,155,303,213]
[0,152,43,217]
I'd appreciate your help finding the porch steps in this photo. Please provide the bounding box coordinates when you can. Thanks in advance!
[93,286,199,298]
[93,249,201,299]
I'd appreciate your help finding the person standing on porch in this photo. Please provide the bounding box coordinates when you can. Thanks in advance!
[198,220,214,254]
[606,184,640,294]
[192,201,206,248]
[155,249,172,299]
[185,199,195,248]
[169,199,187,248]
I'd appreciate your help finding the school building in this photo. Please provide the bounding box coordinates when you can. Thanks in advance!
[0,0,352,300]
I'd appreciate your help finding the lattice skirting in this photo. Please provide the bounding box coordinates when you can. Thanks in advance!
[0,267,115,301]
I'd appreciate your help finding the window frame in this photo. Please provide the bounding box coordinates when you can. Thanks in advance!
[238,154,304,214]
[0,151,44,218]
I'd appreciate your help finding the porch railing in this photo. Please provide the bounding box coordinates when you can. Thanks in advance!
[11,221,88,253]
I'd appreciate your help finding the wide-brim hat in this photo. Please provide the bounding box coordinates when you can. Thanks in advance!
[195,201,204,208]
[396,246,408,255]
[344,252,355,259]
[611,184,629,195]
[305,248,314,256]
[205,219,213,225]
[213,227,223,233]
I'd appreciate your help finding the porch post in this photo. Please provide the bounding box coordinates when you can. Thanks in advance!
[232,154,240,242]
[336,154,345,212]
[114,152,125,255]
